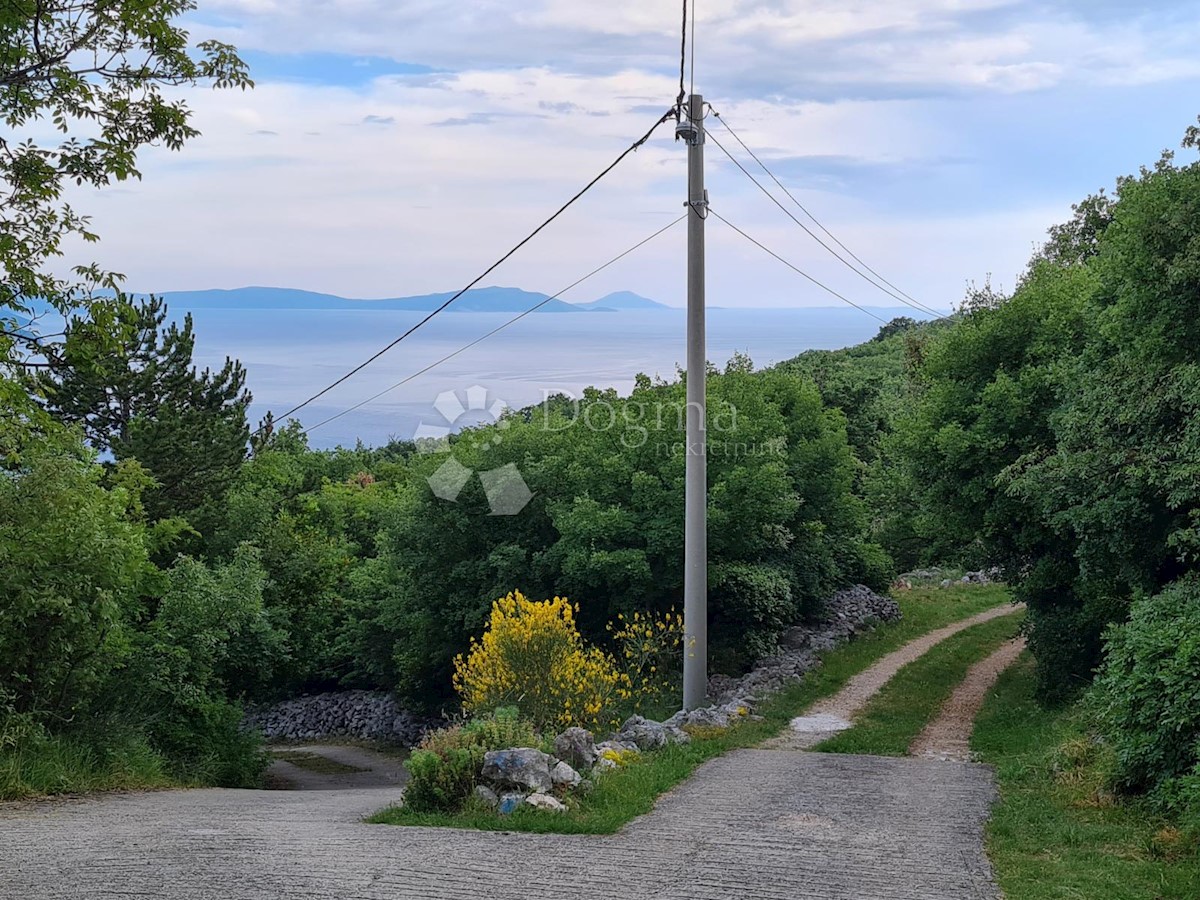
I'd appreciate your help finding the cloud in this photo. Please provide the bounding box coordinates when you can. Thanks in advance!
[41,0,1200,314]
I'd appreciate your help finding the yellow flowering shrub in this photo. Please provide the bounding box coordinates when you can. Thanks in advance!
[453,591,629,731]
[607,608,685,710]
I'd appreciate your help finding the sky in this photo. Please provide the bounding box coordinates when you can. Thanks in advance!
[68,0,1200,311]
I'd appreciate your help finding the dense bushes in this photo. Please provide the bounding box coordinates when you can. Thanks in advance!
[1095,576,1200,818]
[348,362,888,702]
[0,401,269,796]
[859,122,1200,817]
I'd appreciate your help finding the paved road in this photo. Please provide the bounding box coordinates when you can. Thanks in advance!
[1,749,999,899]
[265,744,409,790]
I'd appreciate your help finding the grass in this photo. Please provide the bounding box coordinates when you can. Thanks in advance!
[368,583,1013,833]
[0,731,176,800]
[974,654,1200,899]
[269,750,366,775]
[815,608,1025,756]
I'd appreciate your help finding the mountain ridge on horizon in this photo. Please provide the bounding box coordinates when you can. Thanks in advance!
[140,285,677,313]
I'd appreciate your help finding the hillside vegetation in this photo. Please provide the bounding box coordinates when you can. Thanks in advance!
[3,5,1199,837]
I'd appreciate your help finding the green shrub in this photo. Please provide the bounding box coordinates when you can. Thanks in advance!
[1095,576,1200,802]
[404,708,545,813]
[460,706,543,751]
[404,746,482,813]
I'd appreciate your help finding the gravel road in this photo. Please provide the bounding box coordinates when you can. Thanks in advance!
[765,603,1024,751]
[911,637,1028,762]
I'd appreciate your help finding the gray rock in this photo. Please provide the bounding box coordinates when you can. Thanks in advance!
[525,792,567,813]
[473,785,499,809]
[481,748,553,793]
[550,760,582,789]
[497,791,525,815]
[664,724,691,745]
[707,585,900,705]
[617,715,668,751]
[241,690,432,746]
[553,727,597,770]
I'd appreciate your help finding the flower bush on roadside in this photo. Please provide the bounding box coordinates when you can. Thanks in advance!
[453,591,627,731]
[608,608,685,711]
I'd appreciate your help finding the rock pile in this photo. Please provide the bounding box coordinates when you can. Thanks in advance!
[707,584,900,703]
[895,568,1002,590]
[243,690,431,746]
[474,715,701,813]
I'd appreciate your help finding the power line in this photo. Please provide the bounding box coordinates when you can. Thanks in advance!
[710,108,939,316]
[691,0,700,97]
[676,0,687,113]
[299,214,688,437]
[708,207,888,324]
[266,108,679,432]
[705,107,947,321]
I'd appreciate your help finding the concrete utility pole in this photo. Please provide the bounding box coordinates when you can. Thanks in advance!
[679,93,708,711]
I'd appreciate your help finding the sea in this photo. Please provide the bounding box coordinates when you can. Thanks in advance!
[179,306,922,449]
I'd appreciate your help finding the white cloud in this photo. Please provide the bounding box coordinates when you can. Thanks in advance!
[43,0,1200,309]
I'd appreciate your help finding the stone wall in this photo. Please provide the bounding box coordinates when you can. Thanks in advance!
[246,584,900,746]
[707,584,900,703]
[243,690,432,746]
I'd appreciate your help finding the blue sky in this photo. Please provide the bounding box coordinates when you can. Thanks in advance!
[73,0,1200,311]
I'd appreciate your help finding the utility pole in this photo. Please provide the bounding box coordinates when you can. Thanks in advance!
[679,93,708,711]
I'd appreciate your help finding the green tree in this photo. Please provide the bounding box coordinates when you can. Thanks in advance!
[0,0,250,357]
[0,402,148,722]
[44,295,251,520]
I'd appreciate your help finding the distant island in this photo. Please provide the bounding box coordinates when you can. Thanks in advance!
[144,286,676,313]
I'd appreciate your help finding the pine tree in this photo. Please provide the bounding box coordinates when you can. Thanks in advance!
[43,295,251,519]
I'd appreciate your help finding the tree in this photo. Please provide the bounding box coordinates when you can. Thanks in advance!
[43,295,251,519]
[0,1,250,358]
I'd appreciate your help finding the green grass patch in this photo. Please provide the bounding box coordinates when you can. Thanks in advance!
[975,654,1200,899]
[816,609,1024,756]
[368,583,1013,833]
[0,731,177,800]
[269,750,366,775]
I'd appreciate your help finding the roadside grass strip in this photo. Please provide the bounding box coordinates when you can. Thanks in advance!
[974,655,1200,900]
[814,609,1025,757]
[368,584,1012,833]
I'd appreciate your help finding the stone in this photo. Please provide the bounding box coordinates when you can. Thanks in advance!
[241,690,432,746]
[705,585,900,706]
[524,792,567,813]
[788,712,852,735]
[553,727,597,770]
[497,791,525,815]
[550,760,581,789]
[481,748,553,793]
[617,715,668,751]
[664,724,691,745]
[473,785,499,809]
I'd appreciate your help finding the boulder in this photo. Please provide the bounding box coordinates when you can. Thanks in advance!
[498,791,526,815]
[481,748,554,793]
[617,715,668,751]
[473,785,499,809]
[525,792,567,813]
[553,727,597,770]
[550,760,582,789]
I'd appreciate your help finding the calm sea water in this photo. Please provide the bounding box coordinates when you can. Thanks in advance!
[181,306,909,449]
